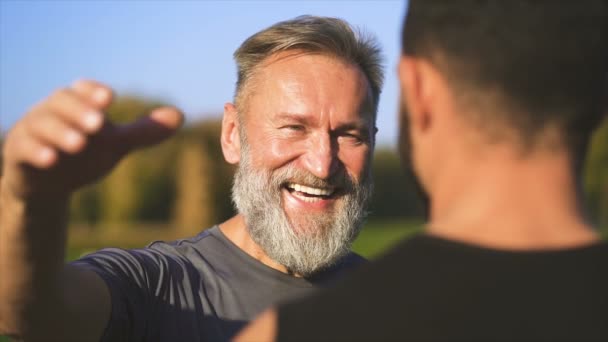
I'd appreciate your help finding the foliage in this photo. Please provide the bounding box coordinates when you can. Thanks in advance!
[57,95,607,235]
[69,96,181,230]
[352,219,423,258]
[584,118,608,228]
[172,120,236,235]
[179,120,237,224]
[66,219,423,261]
[370,149,426,219]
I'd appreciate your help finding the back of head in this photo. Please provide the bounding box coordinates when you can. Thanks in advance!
[402,0,608,155]
[233,15,384,118]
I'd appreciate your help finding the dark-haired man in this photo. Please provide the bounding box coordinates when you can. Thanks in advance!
[238,1,608,341]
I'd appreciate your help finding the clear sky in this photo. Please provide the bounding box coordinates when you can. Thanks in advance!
[1,0,407,147]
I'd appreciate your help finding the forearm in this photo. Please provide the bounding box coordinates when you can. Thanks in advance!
[0,184,70,336]
[0,79,181,340]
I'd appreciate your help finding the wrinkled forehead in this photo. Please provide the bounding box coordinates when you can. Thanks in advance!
[240,51,377,124]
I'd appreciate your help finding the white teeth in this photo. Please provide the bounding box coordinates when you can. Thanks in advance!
[292,192,322,203]
[286,183,334,197]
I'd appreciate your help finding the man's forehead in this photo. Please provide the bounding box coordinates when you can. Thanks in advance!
[274,110,375,128]
[245,50,376,120]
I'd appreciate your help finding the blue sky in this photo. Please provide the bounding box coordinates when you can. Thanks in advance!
[1,0,406,147]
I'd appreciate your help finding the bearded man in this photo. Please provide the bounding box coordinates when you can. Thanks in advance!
[0,15,384,341]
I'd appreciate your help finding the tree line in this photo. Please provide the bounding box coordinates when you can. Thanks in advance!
[1,96,606,235]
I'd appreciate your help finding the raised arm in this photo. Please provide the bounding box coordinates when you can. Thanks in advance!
[0,80,183,341]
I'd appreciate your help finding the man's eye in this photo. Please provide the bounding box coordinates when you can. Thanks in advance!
[282,125,305,131]
[340,133,364,144]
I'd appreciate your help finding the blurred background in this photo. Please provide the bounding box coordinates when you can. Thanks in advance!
[0,0,606,261]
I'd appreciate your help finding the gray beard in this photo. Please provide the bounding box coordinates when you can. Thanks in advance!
[231,144,372,277]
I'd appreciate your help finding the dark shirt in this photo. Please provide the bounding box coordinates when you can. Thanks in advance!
[72,225,365,341]
[278,233,608,341]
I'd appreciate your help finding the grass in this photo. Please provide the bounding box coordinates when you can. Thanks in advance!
[65,219,422,261]
[352,219,423,259]
[63,220,607,262]
[60,219,608,262]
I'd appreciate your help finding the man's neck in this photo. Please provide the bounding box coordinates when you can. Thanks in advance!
[426,146,599,250]
[219,215,299,275]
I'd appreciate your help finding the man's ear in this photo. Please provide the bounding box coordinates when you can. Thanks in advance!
[398,56,437,133]
[221,103,241,164]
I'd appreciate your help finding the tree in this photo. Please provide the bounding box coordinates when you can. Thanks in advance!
[368,148,427,221]
[584,117,608,229]
[172,119,236,234]
[70,96,179,231]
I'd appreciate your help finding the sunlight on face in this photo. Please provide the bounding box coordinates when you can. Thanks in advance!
[231,52,376,275]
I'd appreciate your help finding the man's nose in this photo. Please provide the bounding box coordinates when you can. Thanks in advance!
[302,133,339,179]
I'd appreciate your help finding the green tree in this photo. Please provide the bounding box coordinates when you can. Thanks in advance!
[172,119,236,233]
[69,96,179,231]
[584,118,608,229]
[368,148,427,220]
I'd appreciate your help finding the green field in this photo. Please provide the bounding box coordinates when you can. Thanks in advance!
[65,219,605,262]
[65,219,422,261]
[352,220,423,258]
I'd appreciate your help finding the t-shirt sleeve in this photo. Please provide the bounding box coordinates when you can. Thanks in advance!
[70,247,167,342]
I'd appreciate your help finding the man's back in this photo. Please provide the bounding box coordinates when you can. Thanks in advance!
[278,233,608,341]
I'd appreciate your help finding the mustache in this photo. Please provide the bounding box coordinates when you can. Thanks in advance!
[269,164,355,191]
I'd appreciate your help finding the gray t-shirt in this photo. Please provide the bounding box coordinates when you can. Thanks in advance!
[72,225,365,341]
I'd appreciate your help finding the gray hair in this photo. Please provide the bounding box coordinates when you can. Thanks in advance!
[233,15,385,116]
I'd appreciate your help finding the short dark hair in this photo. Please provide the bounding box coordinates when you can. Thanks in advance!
[402,0,608,151]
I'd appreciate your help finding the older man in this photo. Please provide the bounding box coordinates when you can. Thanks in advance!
[238,1,608,341]
[0,16,383,341]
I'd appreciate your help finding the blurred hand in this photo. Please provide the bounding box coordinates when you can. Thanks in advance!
[0,80,183,201]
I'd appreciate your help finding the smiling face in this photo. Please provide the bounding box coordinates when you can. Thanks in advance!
[225,51,376,275]
[244,52,375,224]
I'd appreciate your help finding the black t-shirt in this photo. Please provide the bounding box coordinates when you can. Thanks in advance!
[277,233,608,341]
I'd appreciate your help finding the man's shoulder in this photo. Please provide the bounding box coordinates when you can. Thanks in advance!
[306,251,367,285]
[143,225,230,257]
[339,251,367,268]
[73,225,226,274]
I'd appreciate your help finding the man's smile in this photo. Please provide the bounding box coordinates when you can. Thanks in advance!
[282,182,339,206]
